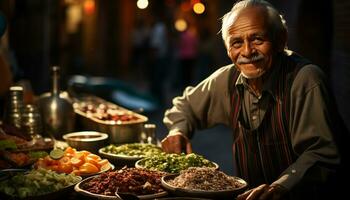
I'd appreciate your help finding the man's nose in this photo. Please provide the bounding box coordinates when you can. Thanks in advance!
[241,42,253,57]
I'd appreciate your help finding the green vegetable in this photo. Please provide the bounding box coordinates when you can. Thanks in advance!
[0,140,17,150]
[0,168,81,198]
[49,149,64,160]
[139,152,216,173]
[103,143,163,157]
[28,151,48,159]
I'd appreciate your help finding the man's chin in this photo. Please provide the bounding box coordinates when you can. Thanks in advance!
[241,70,265,79]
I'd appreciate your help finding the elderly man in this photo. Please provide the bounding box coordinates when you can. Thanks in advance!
[161,0,340,199]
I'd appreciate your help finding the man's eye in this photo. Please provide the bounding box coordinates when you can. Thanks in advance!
[230,41,242,48]
[253,38,263,45]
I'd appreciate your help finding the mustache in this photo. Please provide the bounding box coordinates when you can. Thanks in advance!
[236,53,264,65]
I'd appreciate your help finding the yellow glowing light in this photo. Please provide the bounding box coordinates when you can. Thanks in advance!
[175,19,187,32]
[193,2,205,14]
[137,0,149,9]
[84,0,95,15]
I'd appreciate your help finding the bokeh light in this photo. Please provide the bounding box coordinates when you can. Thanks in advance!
[175,19,187,32]
[193,2,205,14]
[137,0,149,9]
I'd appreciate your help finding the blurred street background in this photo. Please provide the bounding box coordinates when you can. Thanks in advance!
[1,0,350,175]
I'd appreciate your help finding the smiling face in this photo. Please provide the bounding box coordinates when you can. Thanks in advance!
[227,6,276,79]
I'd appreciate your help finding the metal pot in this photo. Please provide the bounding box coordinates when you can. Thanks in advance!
[73,99,148,144]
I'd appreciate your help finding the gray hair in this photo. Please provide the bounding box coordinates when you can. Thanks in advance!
[221,0,287,50]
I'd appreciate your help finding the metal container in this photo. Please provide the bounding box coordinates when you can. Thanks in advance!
[63,131,108,154]
[36,66,76,140]
[21,104,43,138]
[4,86,24,129]
[74,98,148,144]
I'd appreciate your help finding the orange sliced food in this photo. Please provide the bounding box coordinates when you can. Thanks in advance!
[71,157,84,168]
[80,150,91,157]
[97,159,109,167]
[71,169,81,176]
[85,157,100,169]
[59,156,71,164]
[100,163,112,172]
[86,153,101,160]
[44,156,60,166]
[73,152,85,160]
[79,162,99,174]
[64,147,76,155]
[58,162,73,174]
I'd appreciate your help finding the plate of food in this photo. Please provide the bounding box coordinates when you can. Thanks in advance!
[0,168,82,200]
[0,124,54,169]
[74,167,168,200]
[98,143,163,167]
[161,167,248,199]
[33,147,114,177]
[135,152,218,174]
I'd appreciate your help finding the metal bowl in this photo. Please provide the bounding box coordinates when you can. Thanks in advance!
[63,131,108,154]
[161,173,248,199]
[74,174,168,200]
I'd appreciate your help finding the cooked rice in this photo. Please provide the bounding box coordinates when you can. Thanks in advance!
[168,167,244,191]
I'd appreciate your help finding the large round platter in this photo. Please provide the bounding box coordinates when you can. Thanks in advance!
[161,173,248,199]
[32,162,115,179]
[74,175,168,200]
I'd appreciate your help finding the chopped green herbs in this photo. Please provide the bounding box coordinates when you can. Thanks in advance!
[102,143,163,157]
[138,153,216,173]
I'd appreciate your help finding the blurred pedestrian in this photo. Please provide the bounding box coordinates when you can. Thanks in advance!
[148,14,169,106]
[177,25,199,88]
[130,17,151,82]
[194,27,216,84]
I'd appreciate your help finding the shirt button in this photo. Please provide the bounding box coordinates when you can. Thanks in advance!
[252,115,258,120]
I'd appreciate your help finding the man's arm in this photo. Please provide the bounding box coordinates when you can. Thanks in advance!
[273,65,340,190]
[163,65,234,138]
[161,65,234,153]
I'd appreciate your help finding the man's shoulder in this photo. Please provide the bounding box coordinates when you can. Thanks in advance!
[283,50,325,81]
[282,50,328,94]
[292,63,327,96]
[196,64,237,92]
[209,64,237,78]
